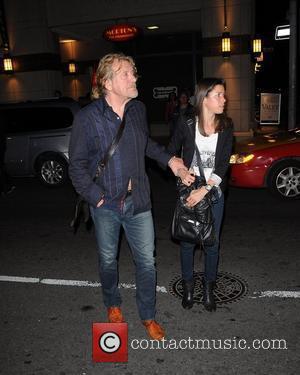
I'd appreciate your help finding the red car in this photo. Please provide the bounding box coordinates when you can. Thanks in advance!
[229,128,300,200]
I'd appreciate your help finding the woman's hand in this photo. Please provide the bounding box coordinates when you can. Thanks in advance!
[186,187,207,207]
[177,168,195,186]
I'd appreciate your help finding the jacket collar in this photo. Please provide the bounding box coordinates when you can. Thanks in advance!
[95,97,135,121]
[186,116,196,140]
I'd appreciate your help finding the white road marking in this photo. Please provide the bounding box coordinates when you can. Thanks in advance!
[0,275,168,293]
[252,291,300,298]
[0,275,40,283]
[41,278,100,287]
[0,275,298,298]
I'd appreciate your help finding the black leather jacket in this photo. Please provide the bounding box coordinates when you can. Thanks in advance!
[168,115,233,192]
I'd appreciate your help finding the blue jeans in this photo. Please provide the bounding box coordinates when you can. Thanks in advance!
[90,196,156,321]
[180,194,224,283]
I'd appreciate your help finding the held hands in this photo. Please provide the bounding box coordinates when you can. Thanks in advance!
[186,187,208,207]
[177,168,195,186]
[168,156,195,186]
[168,157,188,177]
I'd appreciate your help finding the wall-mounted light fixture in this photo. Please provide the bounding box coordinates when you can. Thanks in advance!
[222,30,231,58]
[252,37,262,58]
[3,55,13,73]
[68,60,77,74]
[222,0,231,58]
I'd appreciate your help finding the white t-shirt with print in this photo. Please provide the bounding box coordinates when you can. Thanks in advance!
[191,123,222,186]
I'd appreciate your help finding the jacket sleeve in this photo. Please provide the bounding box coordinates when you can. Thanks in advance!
[138,102,173,166]
[145,137,172,166]
[214,124,234,179]
[167,116,185,156]
[68,111,104,207]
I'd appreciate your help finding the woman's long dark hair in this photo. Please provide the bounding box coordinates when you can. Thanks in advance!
[194,78,231,136]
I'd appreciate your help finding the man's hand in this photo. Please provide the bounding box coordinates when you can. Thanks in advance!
[177,168,196,186]
[168,156,187,176]
[97,198,104,207]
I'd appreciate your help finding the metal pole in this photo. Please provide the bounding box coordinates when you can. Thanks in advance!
[288,0,297,129]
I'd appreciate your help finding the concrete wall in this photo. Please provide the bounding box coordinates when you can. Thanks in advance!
[201,0,255,131]
[1,0,63,101]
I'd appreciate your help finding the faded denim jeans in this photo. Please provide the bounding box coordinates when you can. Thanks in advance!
[90,196,156,320]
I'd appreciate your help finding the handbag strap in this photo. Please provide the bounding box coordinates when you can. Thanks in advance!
[186,117,206,181]
[194,145,206,181]
[94,117,126,180]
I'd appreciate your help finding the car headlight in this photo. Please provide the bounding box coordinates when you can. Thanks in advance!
[230,153,255,164]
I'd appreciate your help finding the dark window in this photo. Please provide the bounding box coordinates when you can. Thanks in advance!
[0,107,73,134]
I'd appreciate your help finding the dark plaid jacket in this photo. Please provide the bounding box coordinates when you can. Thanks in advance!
[69,97,172,213]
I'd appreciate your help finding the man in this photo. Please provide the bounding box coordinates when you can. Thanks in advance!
[69,53,187,340]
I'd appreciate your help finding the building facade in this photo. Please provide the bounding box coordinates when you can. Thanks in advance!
[0,0,256,132]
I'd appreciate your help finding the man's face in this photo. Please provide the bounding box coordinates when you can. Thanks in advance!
[106,60,138,100]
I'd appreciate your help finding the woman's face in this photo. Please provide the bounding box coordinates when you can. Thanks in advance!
[203,84,226,114]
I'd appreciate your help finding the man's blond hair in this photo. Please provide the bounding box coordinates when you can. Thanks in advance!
[91,53,137,99]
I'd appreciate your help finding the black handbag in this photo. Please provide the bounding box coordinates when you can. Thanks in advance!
[171,141,216,246]
[171,176,216,246]
[70,117,126,233]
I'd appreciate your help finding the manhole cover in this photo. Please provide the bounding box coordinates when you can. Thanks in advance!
[169,271,248,304]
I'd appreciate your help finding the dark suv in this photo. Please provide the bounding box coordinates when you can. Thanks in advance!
[0,98,81,187]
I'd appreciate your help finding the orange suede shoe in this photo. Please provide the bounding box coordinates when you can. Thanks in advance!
[142,320,165,340]
[107,307,124,323]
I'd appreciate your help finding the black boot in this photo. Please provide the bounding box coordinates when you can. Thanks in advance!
[202,278,216,312]
[181,280,194,309]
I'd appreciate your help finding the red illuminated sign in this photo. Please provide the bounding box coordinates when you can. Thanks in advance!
[103,24,140,42]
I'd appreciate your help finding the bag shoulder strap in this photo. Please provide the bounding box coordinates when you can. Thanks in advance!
[186,117,206,180]
[94,117,126,179]
[194,145,206,180]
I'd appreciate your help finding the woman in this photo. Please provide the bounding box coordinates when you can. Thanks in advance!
[168,78,233,311]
